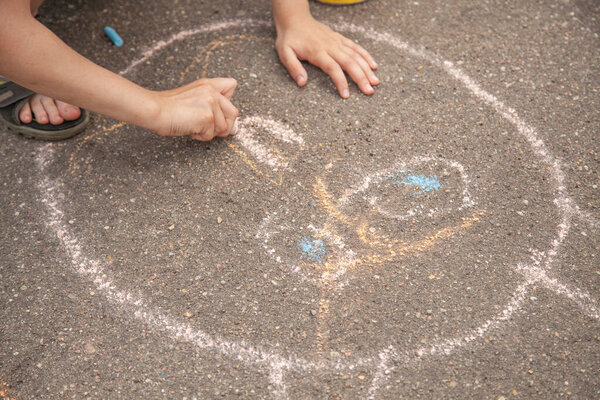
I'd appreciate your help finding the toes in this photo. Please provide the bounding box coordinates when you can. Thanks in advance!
[29,94,49,124]
[17,95,79,125]
[41,96,64,125]
[56,100,81,121]
[18,100,33,124]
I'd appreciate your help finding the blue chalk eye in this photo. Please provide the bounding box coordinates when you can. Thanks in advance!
[389,170,442,196]
[104,26,123,47]
[298,236,327,265]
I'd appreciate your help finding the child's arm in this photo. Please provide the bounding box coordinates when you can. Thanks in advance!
[271,0,379,98]
[0,0,237,140]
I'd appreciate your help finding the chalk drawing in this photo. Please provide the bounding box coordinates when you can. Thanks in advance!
[260,173,485,281]
[229,116,303,171]
[179,34,273,82]
[33,19,600,400]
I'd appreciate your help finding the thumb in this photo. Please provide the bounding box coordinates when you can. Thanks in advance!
[278,46,308,87]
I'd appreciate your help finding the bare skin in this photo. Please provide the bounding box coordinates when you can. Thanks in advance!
[271,0,379,98]
[0,0,238,139]
[1,0,379,137]
[19,0,81,126]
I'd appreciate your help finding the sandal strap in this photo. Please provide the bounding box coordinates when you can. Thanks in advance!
[0,80,34,108]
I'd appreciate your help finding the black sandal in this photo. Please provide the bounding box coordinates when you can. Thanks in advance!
[0,79,89,141]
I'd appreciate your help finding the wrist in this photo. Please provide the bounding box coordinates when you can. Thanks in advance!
[272,0,312,32]
[133,89,164,133]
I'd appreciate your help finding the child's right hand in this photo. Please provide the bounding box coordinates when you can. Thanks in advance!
[153,78,239,141]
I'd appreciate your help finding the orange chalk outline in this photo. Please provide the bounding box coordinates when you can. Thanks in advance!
[0,377,19,400]
[311,175,486,356]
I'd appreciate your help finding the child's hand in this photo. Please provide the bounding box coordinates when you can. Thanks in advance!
[275,17,379,98]
[153,78,239,141]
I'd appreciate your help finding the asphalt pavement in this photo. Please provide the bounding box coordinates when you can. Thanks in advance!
[1,0,599,399]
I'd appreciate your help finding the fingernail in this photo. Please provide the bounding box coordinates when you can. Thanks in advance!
[372,61,378,69]
[372,76,380,84]
[365,84,374,92]
[342,88,350,98]
[296,76,306,85]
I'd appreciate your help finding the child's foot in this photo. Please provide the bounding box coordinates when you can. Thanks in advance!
[18,94,81,125]
[0,83,89,141]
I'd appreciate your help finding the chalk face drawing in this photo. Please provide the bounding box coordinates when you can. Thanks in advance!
[38,19,599,400]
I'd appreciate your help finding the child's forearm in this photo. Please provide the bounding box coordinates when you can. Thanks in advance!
[271,0,312,31]
[0,2,160,130]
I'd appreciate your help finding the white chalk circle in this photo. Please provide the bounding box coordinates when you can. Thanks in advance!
[36,19,598,400]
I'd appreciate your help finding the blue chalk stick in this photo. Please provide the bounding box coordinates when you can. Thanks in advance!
[104,26,123,47]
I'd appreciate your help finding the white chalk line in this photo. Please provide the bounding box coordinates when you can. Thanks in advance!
[33,19,598,399]
[240,116,304,145]
[232,116,303,171]
[256,211,358,287]
[119,19,271,76]
[338,156,474,221]
[36,146,318,400]
[332,21,599,398]
[367,212,575,398]
[256,210,316,284]
[308,223,357,286]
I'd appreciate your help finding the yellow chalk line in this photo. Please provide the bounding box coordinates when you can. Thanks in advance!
[313,176,486,268]
[68,121,125,177]
[226,143,282,186]
[0,377,18,400]
[312,177,486,358]
[179,34,273,83]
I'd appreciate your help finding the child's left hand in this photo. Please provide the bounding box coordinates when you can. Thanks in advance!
[275,17,379,99]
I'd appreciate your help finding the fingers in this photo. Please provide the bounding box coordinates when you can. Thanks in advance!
[193,92,238,141]
[211,98,228,138]
[314,53,349,98]
[278,46,308,87]
[192,113,215,141]
[333,51,374,95]
[343,37,378,70]
[207,77,238,99]
[313,44,379,98]
[347,48,379,87]
[156,79,239,140]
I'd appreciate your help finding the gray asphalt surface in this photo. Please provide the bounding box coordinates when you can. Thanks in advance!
[1,0,599,399]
